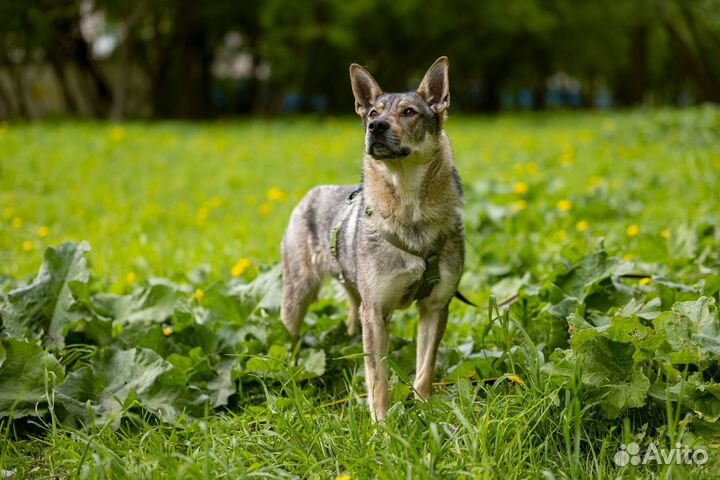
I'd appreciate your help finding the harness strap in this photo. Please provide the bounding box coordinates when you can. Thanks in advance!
[363,205,446,301]
[331,189,477,306]
[329,188,363,282]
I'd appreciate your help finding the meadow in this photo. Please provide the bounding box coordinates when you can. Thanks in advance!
[0,108,719,478]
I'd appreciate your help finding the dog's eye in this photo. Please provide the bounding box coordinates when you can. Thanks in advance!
[369,110,378,118]
[403,108,416,116]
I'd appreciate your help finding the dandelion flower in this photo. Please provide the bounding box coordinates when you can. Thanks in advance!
[21,240,33,252]
[510,200,528,212]
[11,217,22,229]
[639,277,652,286]
[623,254,632,262]
[232,258,252,277]
[335,476,351,480]
[208,196,223,208]
[507,374,525,385]
[126,272,137,284]
[259,202,273,216]
[110,126,126,141]
[512,182,528,194]
[194,289,204,302]
[575,220,589,232]
[626,224,640,237]
[162,326,173,337]
[37,225,49,238]
[556,199,572,212]
[197,207,210,222]
[587,176,602,190]
[660,229,671,239]
[267,187,287,202]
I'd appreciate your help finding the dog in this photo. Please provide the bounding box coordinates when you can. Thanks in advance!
[281,57,465,421]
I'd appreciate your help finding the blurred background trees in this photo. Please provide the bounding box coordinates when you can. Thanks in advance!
[0,0,718,119]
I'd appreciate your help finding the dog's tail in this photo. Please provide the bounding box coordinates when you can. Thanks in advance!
[453,291,477,307]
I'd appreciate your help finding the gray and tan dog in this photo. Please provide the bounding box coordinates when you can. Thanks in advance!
[281,57,465,421]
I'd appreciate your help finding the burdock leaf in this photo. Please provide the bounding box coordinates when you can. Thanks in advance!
[297,349,326,379]
[55,347,207,428]
[0,242,91,349]
[0,338,65,419]
[93,282,190,326]
[553,249,633,301]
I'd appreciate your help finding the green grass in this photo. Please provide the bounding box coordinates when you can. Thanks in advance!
[1,108,719,479]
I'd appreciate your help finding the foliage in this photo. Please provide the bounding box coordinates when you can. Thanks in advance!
[1,0,719,118]
[1,108,719,477]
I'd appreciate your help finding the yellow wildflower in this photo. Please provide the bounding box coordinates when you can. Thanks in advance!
[512,182,528,194]
[11,217,22,229]
[507,374,525,386]
[162,326,173,337]
[623,254,633,262]
[110,126,126,141]
[639,277,652,286]
[575,220,589,232]
[194,289,204,302]
[231,258,252,277]
[660,229,671,239]
[510,200,528,212]
[560,144,575,166]
[587,176,602,190]
[258,202,273,216]
[197,207,210,222]
[126,272,137,284]
[336,476,351,480]
[21,240,33,252]
[556,199,572,212]
[37,225,49,238]
[267,187,287,202]
[626,224,640,237]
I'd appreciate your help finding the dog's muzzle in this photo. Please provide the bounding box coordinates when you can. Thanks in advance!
[366,120,411,160]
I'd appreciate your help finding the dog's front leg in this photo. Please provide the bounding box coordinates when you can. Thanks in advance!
[413,300,450,399]
[360,303,390,421]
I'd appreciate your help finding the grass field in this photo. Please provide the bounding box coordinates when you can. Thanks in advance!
[1,108,719,479]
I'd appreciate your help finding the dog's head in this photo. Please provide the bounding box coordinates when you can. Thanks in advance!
[349,57,450,161]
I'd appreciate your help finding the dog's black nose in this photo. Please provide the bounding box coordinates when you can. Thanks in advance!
[368,119,389,134]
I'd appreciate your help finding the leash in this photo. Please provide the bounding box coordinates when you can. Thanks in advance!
[330,188,478,307]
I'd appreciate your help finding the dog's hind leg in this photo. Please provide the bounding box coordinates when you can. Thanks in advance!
[344,287,361,336]
[281,246,321,345]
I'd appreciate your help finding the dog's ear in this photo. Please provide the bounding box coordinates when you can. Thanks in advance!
[417,56,450,114]
[349,64,382,117]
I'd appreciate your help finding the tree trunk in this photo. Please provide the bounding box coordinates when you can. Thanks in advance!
[48,56,79,114]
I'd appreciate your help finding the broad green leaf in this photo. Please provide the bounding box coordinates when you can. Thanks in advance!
[230,264,283,320]
[552,249,633,301]
[55,347,207,428]
[601,371,650,419]
[1,242,91,349]
[0,338,65,419]
[654,296,720,359]
[93,282,191,326]
[296,348,326,380]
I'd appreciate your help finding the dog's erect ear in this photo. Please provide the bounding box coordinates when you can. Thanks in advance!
[417,56,450,114]
[349,64,382,116]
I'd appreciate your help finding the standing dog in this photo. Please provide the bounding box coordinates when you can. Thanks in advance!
[281,57,465,421]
